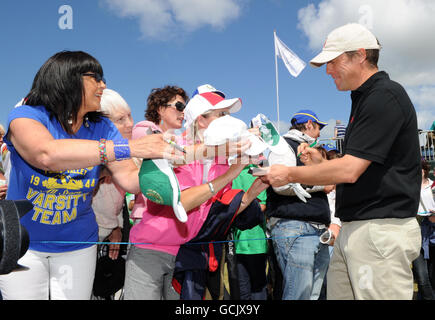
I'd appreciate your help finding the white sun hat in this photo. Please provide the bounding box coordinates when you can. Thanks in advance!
[310,23,381,67]
[203,115,268,156]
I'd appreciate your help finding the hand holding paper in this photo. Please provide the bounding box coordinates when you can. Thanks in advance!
[253,164,292,187]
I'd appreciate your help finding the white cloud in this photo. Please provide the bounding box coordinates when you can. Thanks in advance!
[408,86,435,109]
[103,0,242,40]
[297,0,435,86]
[297,0,435,130]
[407,86,435,130]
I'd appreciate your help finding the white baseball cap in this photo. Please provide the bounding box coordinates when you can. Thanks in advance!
[183,92,242,128]
[310,23,381,67]
[203,115,269,156]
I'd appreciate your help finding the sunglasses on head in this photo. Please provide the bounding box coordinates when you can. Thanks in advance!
[164,101,186,112]
[82,72,106,84]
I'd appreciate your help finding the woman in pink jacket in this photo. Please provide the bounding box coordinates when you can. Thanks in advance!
[124,85,267,300]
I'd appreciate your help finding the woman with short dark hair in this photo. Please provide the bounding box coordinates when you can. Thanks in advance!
[145,85,188,125]
[0,50,179,300]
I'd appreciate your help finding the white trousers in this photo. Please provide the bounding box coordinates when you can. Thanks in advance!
[0,245,97,300]
[327,217,421,300]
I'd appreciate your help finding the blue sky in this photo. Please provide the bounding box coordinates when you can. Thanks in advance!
[1,0,434,141]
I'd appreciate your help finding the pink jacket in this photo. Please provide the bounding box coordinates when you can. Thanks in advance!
[129,121,231,256]
[130,121,161,220]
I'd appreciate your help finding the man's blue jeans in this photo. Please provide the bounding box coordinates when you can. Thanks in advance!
[271,219,330,300]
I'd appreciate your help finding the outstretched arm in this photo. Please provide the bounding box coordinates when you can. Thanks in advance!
[9,118,182,172]
[257,153,371,187]
[180,162,247,212]
[235,177,269,215]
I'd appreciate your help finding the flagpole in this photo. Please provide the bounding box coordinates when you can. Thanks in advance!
[274,29,280,133]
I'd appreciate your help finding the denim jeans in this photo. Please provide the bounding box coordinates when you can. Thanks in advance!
[412,251,434,300]
[271,219,330,300]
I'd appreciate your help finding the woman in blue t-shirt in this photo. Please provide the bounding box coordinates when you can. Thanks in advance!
[0,51,180,300]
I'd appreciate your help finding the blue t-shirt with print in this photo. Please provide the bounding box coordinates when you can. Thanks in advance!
[5,105,123,253]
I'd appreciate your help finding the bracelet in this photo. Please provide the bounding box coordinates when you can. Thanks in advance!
[113,138,131,161]
[208,181,216,195]
[98,139,108,165]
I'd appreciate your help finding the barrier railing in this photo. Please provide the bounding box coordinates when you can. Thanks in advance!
[317,137,344,154]
[318,131,435,162]
[419,130,435,161]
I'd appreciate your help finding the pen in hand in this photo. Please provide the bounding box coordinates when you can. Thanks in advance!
[152,129,186,154]
[164,138,186,154]
[297,141,318,158]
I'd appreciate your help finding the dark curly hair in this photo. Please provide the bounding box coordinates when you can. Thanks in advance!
[145,85,188,124]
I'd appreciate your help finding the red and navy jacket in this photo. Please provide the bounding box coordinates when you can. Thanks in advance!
[172,189,264,300]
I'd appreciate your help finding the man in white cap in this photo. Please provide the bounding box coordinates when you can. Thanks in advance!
[258,23,421,300]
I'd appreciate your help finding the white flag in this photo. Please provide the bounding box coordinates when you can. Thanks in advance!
[274,32,306,77]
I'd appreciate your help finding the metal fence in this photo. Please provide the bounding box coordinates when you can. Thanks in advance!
[318,130,435,162]
[419,130,435,162]
[317,138,344,154]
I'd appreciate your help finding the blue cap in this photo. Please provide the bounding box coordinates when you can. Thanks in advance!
[323,143,338,152]
[291,109,327,129]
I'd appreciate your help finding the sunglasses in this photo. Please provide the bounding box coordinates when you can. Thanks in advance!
[82,72,106,84]
[164,101,186,112]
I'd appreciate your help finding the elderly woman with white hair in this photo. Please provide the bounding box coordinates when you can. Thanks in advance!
[92,88,134,260]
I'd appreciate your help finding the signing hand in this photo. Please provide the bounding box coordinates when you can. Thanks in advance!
[297,143,325,165]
